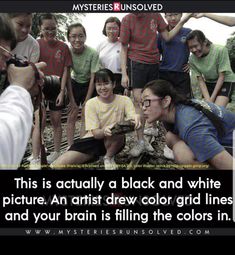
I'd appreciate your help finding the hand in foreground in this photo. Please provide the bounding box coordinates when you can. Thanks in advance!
[7,62,47,96]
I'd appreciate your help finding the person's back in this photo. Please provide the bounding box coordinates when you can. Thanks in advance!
[174,100,235,162]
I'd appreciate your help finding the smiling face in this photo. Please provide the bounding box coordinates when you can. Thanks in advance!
[68,26,86,52]
[11,14,32,42]
[105,21,119,42]
[187,37,208,58]
[96,78,115,100]
[40,18,57,42]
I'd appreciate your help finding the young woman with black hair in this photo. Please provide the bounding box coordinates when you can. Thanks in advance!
[186,30,235,107]
[53,68,141,170]
[142,79,235,170]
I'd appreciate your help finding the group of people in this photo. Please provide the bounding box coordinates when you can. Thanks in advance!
[0,12,234,170]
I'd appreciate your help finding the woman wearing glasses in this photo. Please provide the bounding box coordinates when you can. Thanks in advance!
[141,79,235,170]
[52,69,141,170]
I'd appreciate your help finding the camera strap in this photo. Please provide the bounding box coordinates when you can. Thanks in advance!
[28,62,40,81]
[29,62,48,169]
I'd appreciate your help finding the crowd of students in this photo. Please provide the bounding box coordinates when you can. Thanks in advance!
[0,12,234,170]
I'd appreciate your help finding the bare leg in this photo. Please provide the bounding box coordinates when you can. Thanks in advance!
[214,96,229,107]
[104,135,125,157]
[66,107,80,147]
[51,150,93,169]
[50,110,62,152]
[32,108,46,159]
[132,88,144,141]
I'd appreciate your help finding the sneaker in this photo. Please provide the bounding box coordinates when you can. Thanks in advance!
[144,140,155,153]
[163,145,174,160]
[26,154,34,162]
[144,127,159,137]
[104,156,118,170]
[129,140,145,157]
[47,151,60,164]
[29,158,41,170]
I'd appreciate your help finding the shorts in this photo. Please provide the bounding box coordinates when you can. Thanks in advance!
[113,73,124,95]
[206,81,234,101]
[69,137,106,160]
[127,58,159,89]
[159,70,192,98]
[69,136,126,161]
[71,79,97,106]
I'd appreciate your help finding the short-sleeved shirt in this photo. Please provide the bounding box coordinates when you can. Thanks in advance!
[85,95,136,135]
[38,39,72,77]
[189,44,235,83]
[119,13,167,64]
[12,34,40,63]
[158,27,191,72]
[71,45,100,83]
[173,99,235,162]
[97,39,122,74]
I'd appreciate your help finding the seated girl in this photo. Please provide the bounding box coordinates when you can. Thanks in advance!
[142,79,235,170]
[52,68,141,170]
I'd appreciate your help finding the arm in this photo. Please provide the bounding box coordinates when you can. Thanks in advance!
[120,44,129,88]
[0,86,33,168]
[84,73,95,103]
[210,72,225,102]
[195,13,235,27]
[197,76,211,102]
[0,62,46,168]
[56,66,67,106]
[160,13,193,42]
[208,150,233,169]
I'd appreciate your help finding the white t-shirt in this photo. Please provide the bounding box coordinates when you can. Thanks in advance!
[12,34,40,63]
[0,86,33,169]
[96,39,122,74]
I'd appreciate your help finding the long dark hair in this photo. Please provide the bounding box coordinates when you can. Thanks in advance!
[143,80,225,137]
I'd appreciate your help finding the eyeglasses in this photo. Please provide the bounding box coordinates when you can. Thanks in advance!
[42,28,57,33]
[141,98,162,108]
[165,13,181,18]
[69,34,85,40]
[106,27,119,32]
[96,82,112,87]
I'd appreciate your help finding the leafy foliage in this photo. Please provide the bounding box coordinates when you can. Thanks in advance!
[31,13,84,41]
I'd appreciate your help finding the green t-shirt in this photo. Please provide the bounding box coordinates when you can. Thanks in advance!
[189,44,235,83]
[71,45,100,83]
